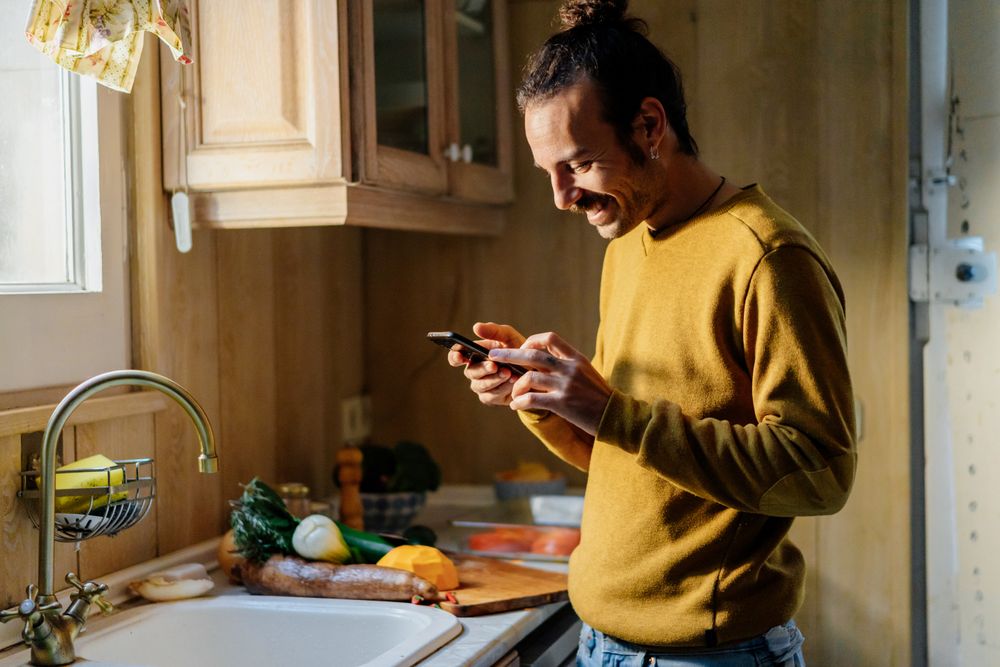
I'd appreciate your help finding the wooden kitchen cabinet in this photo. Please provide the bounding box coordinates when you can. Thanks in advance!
[356,0,513,203]
[444,0,514,203]
[160,0,511,234]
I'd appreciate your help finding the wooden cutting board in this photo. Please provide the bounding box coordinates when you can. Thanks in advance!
[440,555,568,616]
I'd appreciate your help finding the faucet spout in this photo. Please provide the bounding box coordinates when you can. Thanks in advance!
[37,370,219,599]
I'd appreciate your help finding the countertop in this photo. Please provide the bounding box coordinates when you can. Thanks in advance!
[406,485,575,666]
[0,485,576,667]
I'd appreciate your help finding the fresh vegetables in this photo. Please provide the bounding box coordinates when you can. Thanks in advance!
[402,524,438,547]
[227,479,448,603]
[389,441,442,493]
[229,477,397,564]
[337,441,442,494]
[335,521,395,563]
[240,555,439,602]
[229,478,299,563]
[377,545,459,591]
[291,515,351,564]
[217,529,246,583]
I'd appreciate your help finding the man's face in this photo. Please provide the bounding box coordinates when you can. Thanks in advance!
[525,80,654,240]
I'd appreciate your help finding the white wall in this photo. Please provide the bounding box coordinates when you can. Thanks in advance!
[929,2,1000,665]
[946,0,1000,659]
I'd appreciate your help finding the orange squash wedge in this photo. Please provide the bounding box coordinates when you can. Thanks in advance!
[376,545,459,591]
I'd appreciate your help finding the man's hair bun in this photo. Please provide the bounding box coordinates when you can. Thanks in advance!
[558,0,629,30]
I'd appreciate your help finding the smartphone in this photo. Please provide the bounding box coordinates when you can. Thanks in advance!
[426,331,526,377]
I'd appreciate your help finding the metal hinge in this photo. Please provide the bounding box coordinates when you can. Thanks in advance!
[909,235,998,308]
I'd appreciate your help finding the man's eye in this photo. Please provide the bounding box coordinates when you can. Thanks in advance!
[571,161,593,173]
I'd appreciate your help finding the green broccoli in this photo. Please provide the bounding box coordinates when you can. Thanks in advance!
[389,441,441,493]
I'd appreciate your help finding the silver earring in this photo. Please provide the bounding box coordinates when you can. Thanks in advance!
[650,146,660,160]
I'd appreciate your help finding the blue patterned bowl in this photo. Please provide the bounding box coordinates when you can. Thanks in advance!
[359,491,427,533]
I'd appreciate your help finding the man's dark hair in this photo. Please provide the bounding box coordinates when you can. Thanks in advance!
[516,0,698,159]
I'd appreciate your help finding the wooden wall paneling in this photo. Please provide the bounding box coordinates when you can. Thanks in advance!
[0,393,166,439]
[273,226,365,499]
[0,385,78,412]
[216,230,279,498]
[273,228,330,494]
[133,40,225,553]
[691,0,822,227]
[75,415,158,579]
[811,1,911,665]
[364,230,484,482]
[0,434,25,609]
[1,433,77,609]
[629,0,698,95]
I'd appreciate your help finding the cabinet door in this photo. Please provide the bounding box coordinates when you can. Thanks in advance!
[444,0,513,203]
[357,0,449,196]
[162,0,349,191]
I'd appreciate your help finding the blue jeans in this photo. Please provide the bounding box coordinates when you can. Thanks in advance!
[576,620,805,667]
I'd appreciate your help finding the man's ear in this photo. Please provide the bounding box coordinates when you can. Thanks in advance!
[633,96,668,148]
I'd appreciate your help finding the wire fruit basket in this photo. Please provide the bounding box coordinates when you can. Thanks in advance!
[18,458,156,542]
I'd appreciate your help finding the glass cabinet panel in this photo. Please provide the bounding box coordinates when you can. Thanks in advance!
[454,0,497,166]
[373,0,430,154]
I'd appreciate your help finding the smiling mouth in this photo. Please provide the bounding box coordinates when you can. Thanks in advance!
[571,193,614,221]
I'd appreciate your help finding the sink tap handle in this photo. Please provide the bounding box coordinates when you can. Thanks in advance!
[0,584,60,644]
[65,573,114,615]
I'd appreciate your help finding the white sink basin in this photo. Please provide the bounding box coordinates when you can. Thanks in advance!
[1,596,461,667]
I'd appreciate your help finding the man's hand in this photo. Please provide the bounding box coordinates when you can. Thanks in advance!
[447,322,526,406]
[489,332,612,436]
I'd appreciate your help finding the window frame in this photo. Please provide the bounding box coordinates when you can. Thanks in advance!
[0,79,131,392]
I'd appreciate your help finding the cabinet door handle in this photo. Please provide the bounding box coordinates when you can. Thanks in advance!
[171,191,193,253]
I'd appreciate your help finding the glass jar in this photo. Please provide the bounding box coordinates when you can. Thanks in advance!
[278,482,311,519]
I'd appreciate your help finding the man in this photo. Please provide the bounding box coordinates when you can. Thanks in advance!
[447,2,856,665]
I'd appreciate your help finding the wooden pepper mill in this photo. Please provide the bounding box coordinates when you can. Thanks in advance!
[336,445,364,530]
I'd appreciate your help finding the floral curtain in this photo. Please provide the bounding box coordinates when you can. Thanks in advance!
[25,0,193,93]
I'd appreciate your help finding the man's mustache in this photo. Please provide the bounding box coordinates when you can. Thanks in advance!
[570,192,612,215]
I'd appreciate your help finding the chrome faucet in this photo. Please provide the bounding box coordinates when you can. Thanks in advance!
[0,370,219,665]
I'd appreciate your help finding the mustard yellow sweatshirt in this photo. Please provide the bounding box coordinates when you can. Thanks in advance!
[520,185,856,647]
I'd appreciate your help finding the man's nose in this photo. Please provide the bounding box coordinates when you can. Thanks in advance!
[551,173,581,210]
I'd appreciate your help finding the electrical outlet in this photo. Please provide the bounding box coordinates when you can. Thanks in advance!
[341,394,372,444]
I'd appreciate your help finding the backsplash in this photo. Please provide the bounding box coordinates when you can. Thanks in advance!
[0,395,164,609]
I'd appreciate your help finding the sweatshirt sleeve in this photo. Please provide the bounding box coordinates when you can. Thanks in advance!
[595,245,857,516]
[516,316,606,472]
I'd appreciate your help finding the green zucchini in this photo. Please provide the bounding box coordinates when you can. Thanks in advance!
[334,522,394,563]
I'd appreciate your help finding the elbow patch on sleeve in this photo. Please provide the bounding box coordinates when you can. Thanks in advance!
[758,452,857,516]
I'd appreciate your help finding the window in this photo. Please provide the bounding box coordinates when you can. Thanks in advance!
[0,71,101,293]
[0,1,129,393]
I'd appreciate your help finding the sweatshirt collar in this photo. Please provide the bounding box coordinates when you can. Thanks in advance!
[639,184,763,254]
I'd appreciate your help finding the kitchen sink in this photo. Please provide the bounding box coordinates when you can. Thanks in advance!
[0,595,461,667]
